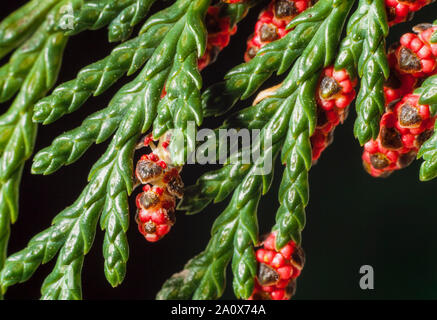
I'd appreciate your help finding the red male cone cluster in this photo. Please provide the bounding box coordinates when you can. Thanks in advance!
[250,232,305,300]
[363,24,437,177]
[135,132,184,242]
[385,0,434,26]
[245,0,315,62]
[392,27,437,78]
[312,66,357,161]
[198,6,238,70]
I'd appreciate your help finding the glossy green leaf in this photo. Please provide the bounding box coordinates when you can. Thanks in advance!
[335,0,389,144]
[67,0,136,35]
[153,0,210,164]
[0,0,59,59]
[108,0,156,42]
[416,74,437,114]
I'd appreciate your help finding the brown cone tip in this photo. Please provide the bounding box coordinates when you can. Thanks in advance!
[167,175,184,198]
[274,0,298,18]
[380,126,403,150]
[136,160,163,184]
[319,76,341,99]
[370,153,390,169]
[399,103,422,127]
[285,278,297,297]
[412,23,433,33]
[291,245,305,269]
[257,263,280,286]
[416,129,434,147]
[259,24,279,42]
[398,47,421,72]
[398,151,417,169]
[138,191,160,209]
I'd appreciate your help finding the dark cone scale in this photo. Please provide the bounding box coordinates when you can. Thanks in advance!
[319,76,341,99]
[167,174,184,198]
[134,133,184,242]
[136,160,163,184]
[257,263,280,286]
[380,126,403,149]
[398,47,421,73]
[274,0,298,18]
[370,154,390,169]
[398,102,422,127]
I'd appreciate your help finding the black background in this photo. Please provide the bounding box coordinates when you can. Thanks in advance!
[1,0,437,300]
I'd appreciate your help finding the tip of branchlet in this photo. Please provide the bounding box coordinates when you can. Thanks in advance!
[33,101,51,124]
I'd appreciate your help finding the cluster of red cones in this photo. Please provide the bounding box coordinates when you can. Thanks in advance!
[385,0,434,26]
[250,232,305,300]
[312,66,357,161]
[363,24,437,177]
[244,0,315,62]
[135,132,184,242]
[199,5,238,70]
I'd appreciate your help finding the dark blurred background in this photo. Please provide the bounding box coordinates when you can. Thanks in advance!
[1,0,437,300]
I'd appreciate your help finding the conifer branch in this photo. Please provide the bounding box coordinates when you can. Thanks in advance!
[33,0,191,125]
[274,77,317,247]
[432,29,437,43]
[159,84,299,298]
[0,16,55,103]
[160,0,354,299]
[158,141,282,299]
[0,0,141,282]
[4,0,233,296]
[354,0,389,144]
[417,74,437,114]
[0,0,60,60]
[336,0,389,144]
[0,164,23,299]
[271,0,355,247]
[202,0,333,117]
[178,96,283,214]
[0,20,68,297]
[32,0,209,175]
[1,99,140,297]
[0,0,169,299]
[0,0,170,296]
[32,0,256,175]
[152,0,210,164]
[67,0,146,36]
[108,0,157,42]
